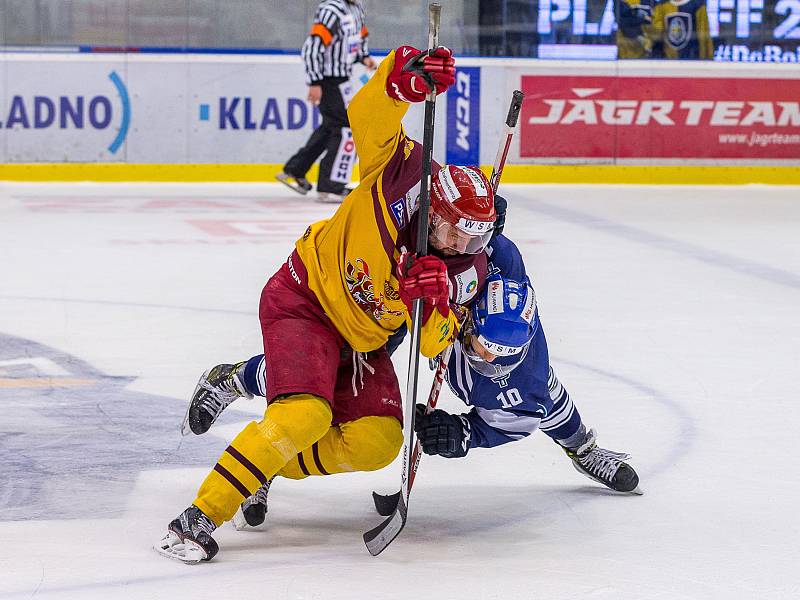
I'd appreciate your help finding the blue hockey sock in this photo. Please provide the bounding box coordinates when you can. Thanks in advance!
[539,367,584,446]
[241,355,267,397]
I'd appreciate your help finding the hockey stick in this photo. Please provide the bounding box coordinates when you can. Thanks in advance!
[372,345,451,517]
[371,88,526,518]
[491,89,524,192]
[362,3,442,557]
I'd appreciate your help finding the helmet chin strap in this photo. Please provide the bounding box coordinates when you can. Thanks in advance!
[459,314,477,347]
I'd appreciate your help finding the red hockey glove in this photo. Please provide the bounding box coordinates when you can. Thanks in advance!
[397,252,450,323]
[386,45,456,103]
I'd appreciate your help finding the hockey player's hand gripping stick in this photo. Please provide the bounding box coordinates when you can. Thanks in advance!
[362,3,442,557]
[371,89,525,518]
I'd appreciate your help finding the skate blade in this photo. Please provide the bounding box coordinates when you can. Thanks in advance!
[316,192,345,204]
[231,506,267,532]
[179,405,192,437]
[276,174,309,196]
[154,531,208,564]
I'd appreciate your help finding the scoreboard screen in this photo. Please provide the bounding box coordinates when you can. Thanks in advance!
[534,0,800,61]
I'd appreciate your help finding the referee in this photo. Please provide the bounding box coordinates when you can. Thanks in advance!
[277,0,376,203]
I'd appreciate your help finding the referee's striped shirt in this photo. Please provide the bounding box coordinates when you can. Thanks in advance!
[301,0,369,85]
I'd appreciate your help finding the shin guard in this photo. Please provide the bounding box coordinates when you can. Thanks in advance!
[194,394,332,525]
[278,415,403,479]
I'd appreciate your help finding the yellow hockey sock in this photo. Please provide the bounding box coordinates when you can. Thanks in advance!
[193,393,332,525]
[278,415,402,479]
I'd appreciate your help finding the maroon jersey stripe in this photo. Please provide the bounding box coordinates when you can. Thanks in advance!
[213,463,250,499]
[297,451,311,476]
[225,445,269,485]
[311,442,330,475]
[371,183,399,278]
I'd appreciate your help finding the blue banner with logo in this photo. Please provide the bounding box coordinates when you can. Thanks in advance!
[446,66,480,166]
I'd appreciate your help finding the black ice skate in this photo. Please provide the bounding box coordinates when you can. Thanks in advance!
[181,362,252,436]
[562,429,643,495]
[154,505,219,564]
[276,171,313,195]
[232,478,273,531]
[316,186,354,204]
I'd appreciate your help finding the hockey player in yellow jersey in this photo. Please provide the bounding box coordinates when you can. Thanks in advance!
[616,0,655,59]
[650,0,714,59]
[155,45,498,563]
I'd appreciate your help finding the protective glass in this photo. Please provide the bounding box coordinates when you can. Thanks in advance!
[429,213,493,255]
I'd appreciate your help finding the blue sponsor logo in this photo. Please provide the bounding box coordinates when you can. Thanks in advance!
[446,66,480,166]
[389,198,406,227]
[200,97,321,130]
[0,70,130,154]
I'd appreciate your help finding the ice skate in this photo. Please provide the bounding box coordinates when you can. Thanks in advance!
[276,171,313,195]
[232,478,273,531]
[154,505,219,564]
[316,186,353,204]
[181,362,252,436]
[562,429,643,495]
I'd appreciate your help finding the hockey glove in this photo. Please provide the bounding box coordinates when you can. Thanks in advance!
[386,45,456,103]
[397,252,450,322]
[491,194,507,240]
[414,405,471,458]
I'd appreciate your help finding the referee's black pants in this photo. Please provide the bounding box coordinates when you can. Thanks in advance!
[284,76,350,194]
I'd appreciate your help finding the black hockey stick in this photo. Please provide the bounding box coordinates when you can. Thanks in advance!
[371,88,526,518]
[372,346,452,517]
[491,89,524,192]
[362,3,442,557]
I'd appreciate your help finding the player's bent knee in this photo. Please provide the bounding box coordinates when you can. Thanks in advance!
[259,393,333,458]
[341,416,403,472]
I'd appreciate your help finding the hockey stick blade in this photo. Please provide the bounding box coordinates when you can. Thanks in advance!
[363,492,408,556]
[372,490,401,517]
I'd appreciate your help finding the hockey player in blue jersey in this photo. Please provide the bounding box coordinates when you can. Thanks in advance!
[414,236,640,496]
[182,234,640,528]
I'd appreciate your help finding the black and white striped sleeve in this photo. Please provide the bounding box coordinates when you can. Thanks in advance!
[360,25,370,62]
[301,5,340,85]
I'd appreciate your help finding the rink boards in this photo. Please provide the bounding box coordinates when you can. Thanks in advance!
[0,53,799,183]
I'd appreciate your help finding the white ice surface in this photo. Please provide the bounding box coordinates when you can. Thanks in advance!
[1,182,798,600]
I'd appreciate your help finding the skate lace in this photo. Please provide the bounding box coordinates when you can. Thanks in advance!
[199,375,242,418]
[194,512,217,536]
[578,447,632,482]
[243,478,272,509]
[254,479,272,505]
[351,351,375,397]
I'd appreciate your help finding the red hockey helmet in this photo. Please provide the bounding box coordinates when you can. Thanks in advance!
[429,165,495,254]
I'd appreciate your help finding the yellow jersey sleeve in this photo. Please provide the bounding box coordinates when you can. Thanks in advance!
[418,308,460,359]
[697,6,714,59]
[348,50,411,184]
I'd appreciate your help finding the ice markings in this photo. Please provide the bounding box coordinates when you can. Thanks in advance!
[0,333,241,521]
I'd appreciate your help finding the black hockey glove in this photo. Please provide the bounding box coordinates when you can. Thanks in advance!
[414,404,471,458]
[491,194,507,239]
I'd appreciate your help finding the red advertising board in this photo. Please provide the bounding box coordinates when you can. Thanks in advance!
[520,75,800,160]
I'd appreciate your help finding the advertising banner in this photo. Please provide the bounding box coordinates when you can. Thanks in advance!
[2,54,799,167]
[446,66,481,166]
[520,74,800,160]
[1,60,129,162]
[0,55,446,165]
[0,56,333,163]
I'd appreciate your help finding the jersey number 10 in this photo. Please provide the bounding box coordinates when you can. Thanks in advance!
[496,388,523,409]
